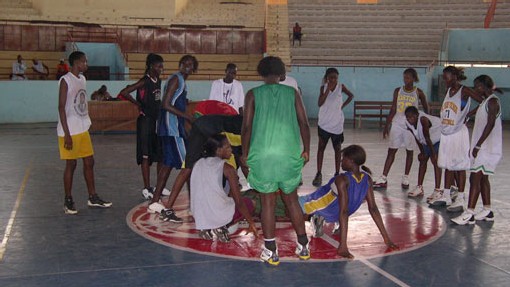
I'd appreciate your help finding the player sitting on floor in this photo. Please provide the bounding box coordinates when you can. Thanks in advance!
[299,145,398,259]
[190,134,257,242]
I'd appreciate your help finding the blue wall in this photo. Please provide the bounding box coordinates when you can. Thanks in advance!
[446,29,510,62]
[69,42,127,80]
[1,66,509,123]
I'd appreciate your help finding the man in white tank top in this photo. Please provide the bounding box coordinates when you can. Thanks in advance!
[57,51,112,215]
[452,75,502,225]
[209,63,245,114]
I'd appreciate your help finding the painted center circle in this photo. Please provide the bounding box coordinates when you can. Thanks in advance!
[127,188,446,262]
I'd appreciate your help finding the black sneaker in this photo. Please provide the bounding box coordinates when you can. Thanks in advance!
[87,194,112,208]
[312,172,322,187]
[64,197,78,215]
[198,229,214,240]
[212,226,230,243]
[160,208,183,223]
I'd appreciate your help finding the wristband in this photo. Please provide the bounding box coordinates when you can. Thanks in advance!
[474,145,481,150]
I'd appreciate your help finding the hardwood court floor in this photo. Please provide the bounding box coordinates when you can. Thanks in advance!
[0,122,509,287]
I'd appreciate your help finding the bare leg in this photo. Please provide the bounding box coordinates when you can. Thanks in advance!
[260,192,277,239]
[83,156,96,196]
[280,190,307,237]
[480,174,491,206]
[467,171,482,209]
[444,169,454,189]
[433,164,442,190]
[151,166,172,203]
[316,136,328,174]
[417,157,428,186]
[405,149,413,175]
[141,158,151,188]
[382,148,398,176]
[64,159,77,197]
[333,142,342,174]
[456,170,466,193]
[165,168,192,208]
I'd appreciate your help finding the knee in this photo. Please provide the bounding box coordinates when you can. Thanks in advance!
[83,156,95,169]
[66,160,77,171]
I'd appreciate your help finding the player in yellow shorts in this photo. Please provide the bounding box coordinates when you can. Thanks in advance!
[57,51,112,215]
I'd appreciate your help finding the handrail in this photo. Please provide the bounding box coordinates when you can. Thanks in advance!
[484,0,497,29]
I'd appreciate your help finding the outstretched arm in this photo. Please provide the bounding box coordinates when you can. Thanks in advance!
[224,163,257,236]
[335,175,353,259]
[365,178,398,250]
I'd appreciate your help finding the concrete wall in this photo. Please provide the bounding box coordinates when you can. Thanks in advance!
[1,65,509,123]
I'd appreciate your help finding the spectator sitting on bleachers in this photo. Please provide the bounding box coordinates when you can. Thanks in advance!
[56,59,70,80]
[91,85,112,101]
[32,59,49,80]
[11,55,27,80]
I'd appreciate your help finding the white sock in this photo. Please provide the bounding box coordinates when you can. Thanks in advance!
[483,205,491,210]
[467,208,475,214]
[456,192,464,200]
[443,188,451,199]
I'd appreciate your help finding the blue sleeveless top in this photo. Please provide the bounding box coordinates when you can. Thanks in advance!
[300,171,370,223]
[158,72,187,137]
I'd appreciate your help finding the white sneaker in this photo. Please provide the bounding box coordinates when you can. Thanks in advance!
[373,175,387,188]
[401,175,410,189]
[451,210,475,225]
[429,190,452,206]
[141,188,154,200]
[474,209,495,221]
[147,201,166,214]
[446,195,465,212]
[408,185,424,197]
[162,188,171,196]
[450,186,459,201]
[295,242,310,260]
[427,188,442,202]
[260,246,279,266]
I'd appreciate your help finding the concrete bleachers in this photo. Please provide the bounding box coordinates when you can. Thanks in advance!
[288,0,510,66]
[125,53,263,81]
[0,51,65,80]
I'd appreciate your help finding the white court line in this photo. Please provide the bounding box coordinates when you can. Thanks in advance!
[321,234,410,287]
[0,162,32,261]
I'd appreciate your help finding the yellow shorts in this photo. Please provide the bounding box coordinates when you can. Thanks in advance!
[58,131,94,160]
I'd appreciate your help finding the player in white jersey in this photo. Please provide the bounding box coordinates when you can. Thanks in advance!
[452,75,503,225]
[373,68,428,189]
[404,106,442,198]
[431,66,483,210]
[312,68,354,187]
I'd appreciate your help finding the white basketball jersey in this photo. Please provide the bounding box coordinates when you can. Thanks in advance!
[56,72,91,136]
[471,94,502,158]
[440,86,470,135]
[318,83,344,134]
[393,87,419,127]
[406,112,441,145]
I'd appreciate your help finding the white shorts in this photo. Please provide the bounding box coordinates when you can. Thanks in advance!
[438,125,470,171]
[471,149,502,175]
[388,124,415,150]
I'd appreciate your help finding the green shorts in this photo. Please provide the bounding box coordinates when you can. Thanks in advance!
[248,173,302,194]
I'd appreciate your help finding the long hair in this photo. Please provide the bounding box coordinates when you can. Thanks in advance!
[342,145,372,175]
[474,74,503,94]
[202,134,227,158]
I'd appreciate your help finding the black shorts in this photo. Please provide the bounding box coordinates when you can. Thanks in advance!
[136,115,162,165]
[318,126,344,147]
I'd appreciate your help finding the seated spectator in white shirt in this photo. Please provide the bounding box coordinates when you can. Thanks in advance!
[208,63,245,114]
[32,59,49,80]
[11,55,27,80]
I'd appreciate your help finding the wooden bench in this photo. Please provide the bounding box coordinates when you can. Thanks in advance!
[352,101,392,129]
[352,100,443,129]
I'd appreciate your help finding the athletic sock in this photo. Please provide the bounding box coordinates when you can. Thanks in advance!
[264,238,277,252]
[297,234,308,246]
[467,208,475,214]
[483,205,491,210]
[457,192,464,199]
[443,188,451,199]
